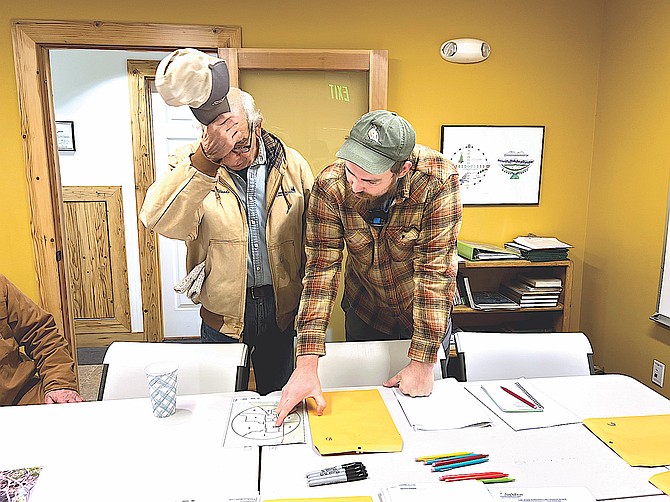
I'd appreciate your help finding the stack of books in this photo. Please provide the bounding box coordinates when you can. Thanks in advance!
[504,235,571,262]
[500,274,562,308]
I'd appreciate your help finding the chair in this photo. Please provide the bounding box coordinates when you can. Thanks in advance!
[315,339,447,389]
[99,341,249,400]
[451,331,595,382]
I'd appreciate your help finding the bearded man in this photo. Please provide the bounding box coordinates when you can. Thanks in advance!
[276,110,462,425]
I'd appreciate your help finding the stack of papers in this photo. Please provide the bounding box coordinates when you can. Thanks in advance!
[504,236,571,262]
[394,378,493,430]
[488,486,597,502]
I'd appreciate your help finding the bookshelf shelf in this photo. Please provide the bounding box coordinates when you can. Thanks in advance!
[453,259,572,332]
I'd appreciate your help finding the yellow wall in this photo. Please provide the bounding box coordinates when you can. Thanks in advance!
[583,0,670,397]
[1,0,603,312]
[18,1,670,387]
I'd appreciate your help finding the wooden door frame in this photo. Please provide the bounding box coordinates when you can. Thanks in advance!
[127,49,387,341]
[10,19,242,355]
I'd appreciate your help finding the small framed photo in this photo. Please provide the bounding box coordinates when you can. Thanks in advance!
[56,121,76,152]
[441,125,545,205]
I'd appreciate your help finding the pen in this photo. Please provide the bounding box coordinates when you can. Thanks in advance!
[480,477,515,484]
[432,457,489,472]
[424,453,482,465]
[415,451,472,462]
[500,385,537,409]
[308,466,366,483]
[431,454,489,467]
[515,382,543,409]
[306,462,364,478]
[439,471,508,482]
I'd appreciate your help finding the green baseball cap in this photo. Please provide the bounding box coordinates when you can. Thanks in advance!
[336,110,416,174]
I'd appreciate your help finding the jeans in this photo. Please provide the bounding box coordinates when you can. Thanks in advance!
[201,285,295,395]
[343,298,452,372]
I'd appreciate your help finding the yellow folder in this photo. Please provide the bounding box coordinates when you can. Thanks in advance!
[650,471,670,496]
[307,389,403,455]
[265,498,373,502]
[583,415,670,466]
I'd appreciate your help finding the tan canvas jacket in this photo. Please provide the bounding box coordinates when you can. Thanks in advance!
[140,130,313,338]
[0,274,78,406]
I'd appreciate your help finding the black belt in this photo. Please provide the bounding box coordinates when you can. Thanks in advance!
[248,285,273,299]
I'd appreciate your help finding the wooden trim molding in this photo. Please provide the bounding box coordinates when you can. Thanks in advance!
[10,20,242,356]
[218,48,388,110]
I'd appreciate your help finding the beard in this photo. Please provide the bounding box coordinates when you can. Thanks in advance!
[346,177,398,214]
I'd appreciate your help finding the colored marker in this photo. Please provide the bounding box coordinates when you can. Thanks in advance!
[432,457,489,472]
[439,471,507,482]
[415,451,472,462]
[431,454,489,467]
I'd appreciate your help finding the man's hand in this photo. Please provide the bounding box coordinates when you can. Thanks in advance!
[383,359,434,397]
[275,355,326,426]
[200,112,241,161]
[44,389,84,404]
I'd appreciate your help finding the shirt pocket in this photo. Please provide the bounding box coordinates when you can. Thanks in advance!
[344,229,374,265]
[386,226,420,262]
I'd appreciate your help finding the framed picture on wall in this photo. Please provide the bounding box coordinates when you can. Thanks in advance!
[56,120,76,152]
[440,125,545,205]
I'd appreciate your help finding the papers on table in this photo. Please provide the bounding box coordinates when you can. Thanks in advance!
[222,396,306,448]
[466,379,581,431]
[488,486,596,502]
[394,378,493,430]
[380,481,494,502]
[307,389,403,454]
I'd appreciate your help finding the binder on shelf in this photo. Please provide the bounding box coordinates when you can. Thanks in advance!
[463,277,519,310]
[457,240,521,261]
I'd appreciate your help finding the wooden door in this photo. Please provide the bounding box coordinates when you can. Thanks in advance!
[62,186,138,345]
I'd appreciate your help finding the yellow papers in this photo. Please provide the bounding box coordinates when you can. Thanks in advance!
[264,498,373,502]
[649,471,670,496]
[582,415,670,466]
[307,389,403,455]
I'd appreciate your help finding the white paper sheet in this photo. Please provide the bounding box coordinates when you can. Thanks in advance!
[380,481,494,502]
[394,378,493,430]
[488,486,596,502]
[465,379,581,431]
[222,396,306,447]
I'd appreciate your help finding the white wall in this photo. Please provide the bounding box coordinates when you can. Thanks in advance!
[50,49,172,332]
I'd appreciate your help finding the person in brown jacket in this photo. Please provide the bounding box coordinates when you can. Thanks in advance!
[0,274,82,405]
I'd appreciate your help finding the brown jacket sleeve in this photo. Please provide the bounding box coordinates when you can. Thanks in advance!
[0,274,77,405]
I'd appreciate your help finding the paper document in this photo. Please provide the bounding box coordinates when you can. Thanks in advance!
[394,378,493,430]
[488,486,596,502]
[480,381,544,413]
[380,481,494,502]
[582,414,670,466]
[308,389,403,455]
[650,471,670,496]
[222,396,306,448]
[265,498,373,502]
[513,236,572,249]
[466,379,581,431]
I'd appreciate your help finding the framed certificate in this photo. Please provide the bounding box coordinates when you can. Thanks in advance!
[56,120,76,151]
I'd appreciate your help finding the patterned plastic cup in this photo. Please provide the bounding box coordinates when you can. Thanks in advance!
[145,361,178,418]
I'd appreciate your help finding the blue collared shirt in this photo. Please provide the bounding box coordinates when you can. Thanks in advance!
[224,138,272,288]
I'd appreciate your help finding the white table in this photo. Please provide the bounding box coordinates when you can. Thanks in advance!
[0,393,259,502]
[2,375,669,502]
[260,375,670,501]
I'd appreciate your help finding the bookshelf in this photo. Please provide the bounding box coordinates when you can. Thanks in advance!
[453,259,573,332]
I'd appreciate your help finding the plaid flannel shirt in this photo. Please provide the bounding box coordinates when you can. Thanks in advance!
[296,145,462,363]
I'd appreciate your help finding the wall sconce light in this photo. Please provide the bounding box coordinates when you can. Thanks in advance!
[440,38,491,64]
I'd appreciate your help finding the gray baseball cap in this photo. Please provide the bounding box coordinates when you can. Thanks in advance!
[155,48,231,125]
[336,110,416,174]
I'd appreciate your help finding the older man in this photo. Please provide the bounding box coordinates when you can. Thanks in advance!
[141,49,313,394]
[0,274,82,406]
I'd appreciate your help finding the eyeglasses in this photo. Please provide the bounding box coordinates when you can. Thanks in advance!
[231,125,255,154]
